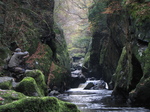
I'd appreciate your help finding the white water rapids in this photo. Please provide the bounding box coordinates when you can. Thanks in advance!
[57,80,150,112]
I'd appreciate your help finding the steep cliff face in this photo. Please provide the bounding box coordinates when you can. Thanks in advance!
[83,0,124,83]
[0,0,70,92]
[112,1,150,105]
[85,0,150,105]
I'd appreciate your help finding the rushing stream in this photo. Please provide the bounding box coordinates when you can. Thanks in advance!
[57,80,150,112]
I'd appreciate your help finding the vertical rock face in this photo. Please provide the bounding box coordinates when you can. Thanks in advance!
[84,0,124,83]
[85,0,150,104]
[0,0,71,92]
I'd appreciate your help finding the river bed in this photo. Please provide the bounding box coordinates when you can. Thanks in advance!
[57,88,150,112]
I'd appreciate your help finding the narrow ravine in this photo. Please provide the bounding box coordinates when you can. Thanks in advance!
[57,80,150,112]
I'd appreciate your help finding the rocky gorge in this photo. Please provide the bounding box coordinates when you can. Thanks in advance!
[0,0,150,111]
[82,0,150,107]
[0,0,79,111]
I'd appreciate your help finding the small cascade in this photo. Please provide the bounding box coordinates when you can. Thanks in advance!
[78,83,87,89]
[75,79,108,90]
[57,81,149,112]
[105,82,109,89]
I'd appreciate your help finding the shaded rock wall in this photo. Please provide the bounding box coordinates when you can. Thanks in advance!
[85,0,150,105]
[0,0,71,92]
[83,0,124,83]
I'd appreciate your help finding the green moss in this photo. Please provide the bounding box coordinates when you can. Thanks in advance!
[33,44,53,75]
[51,65,66,85]
[25,70,47,96]
[127,2,150,25]
[143,44,150,78]
[0,97,80,112]
[15,77,42,97]
[59,100,80,112]
[129,77,150,104]
[113,47,133,90]
[0,90,25,105]
[0,81,12,90]
[83,51,90,67]
[99,44,107,65]
[88,0,107,32]
[0,47,10,66]
[72,53,85,58]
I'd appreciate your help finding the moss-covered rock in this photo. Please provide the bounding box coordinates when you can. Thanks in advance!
[0,90,26,105]
[25,70,47,96]
[129,43,150,105]
[0,77,14,90]
[113,47,133,90]
[84,0,150,106]
[142,43,150,80]
[26,43,53,76]
[127,2,150,25]
[129,77,150,105]
[0,96,80,112]
[0,0,71,94]
[49,62,71,92]
[0,47,11,75]
[15,77,43,97]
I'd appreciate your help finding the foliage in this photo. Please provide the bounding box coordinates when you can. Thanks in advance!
[54,0,93,57]
[127,2,150,24]
[73,36,91,48]
[102,1,123,14]
[88,0,107,32]
[0,0,53,50]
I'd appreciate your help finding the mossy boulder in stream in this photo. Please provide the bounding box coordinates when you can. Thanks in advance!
[25,70,47,96]
[0,90,80,112]
[15,77,43,97]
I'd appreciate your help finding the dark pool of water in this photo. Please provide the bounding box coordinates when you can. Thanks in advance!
[57,88,150,112]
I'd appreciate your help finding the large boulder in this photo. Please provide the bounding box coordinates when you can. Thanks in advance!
[84,80,107,90]
[84,82,94,89]
[15,77,43,96]
[0,90,80,112]
[25,70,47,96]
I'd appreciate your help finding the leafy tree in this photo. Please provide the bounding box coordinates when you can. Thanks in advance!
[54,0,93,57]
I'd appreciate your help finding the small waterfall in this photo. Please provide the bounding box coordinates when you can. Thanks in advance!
[77,80,107,90]
[105,82,109,89]
[78,83,87,89]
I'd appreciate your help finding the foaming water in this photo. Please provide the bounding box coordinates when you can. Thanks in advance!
[57,88,150,112]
